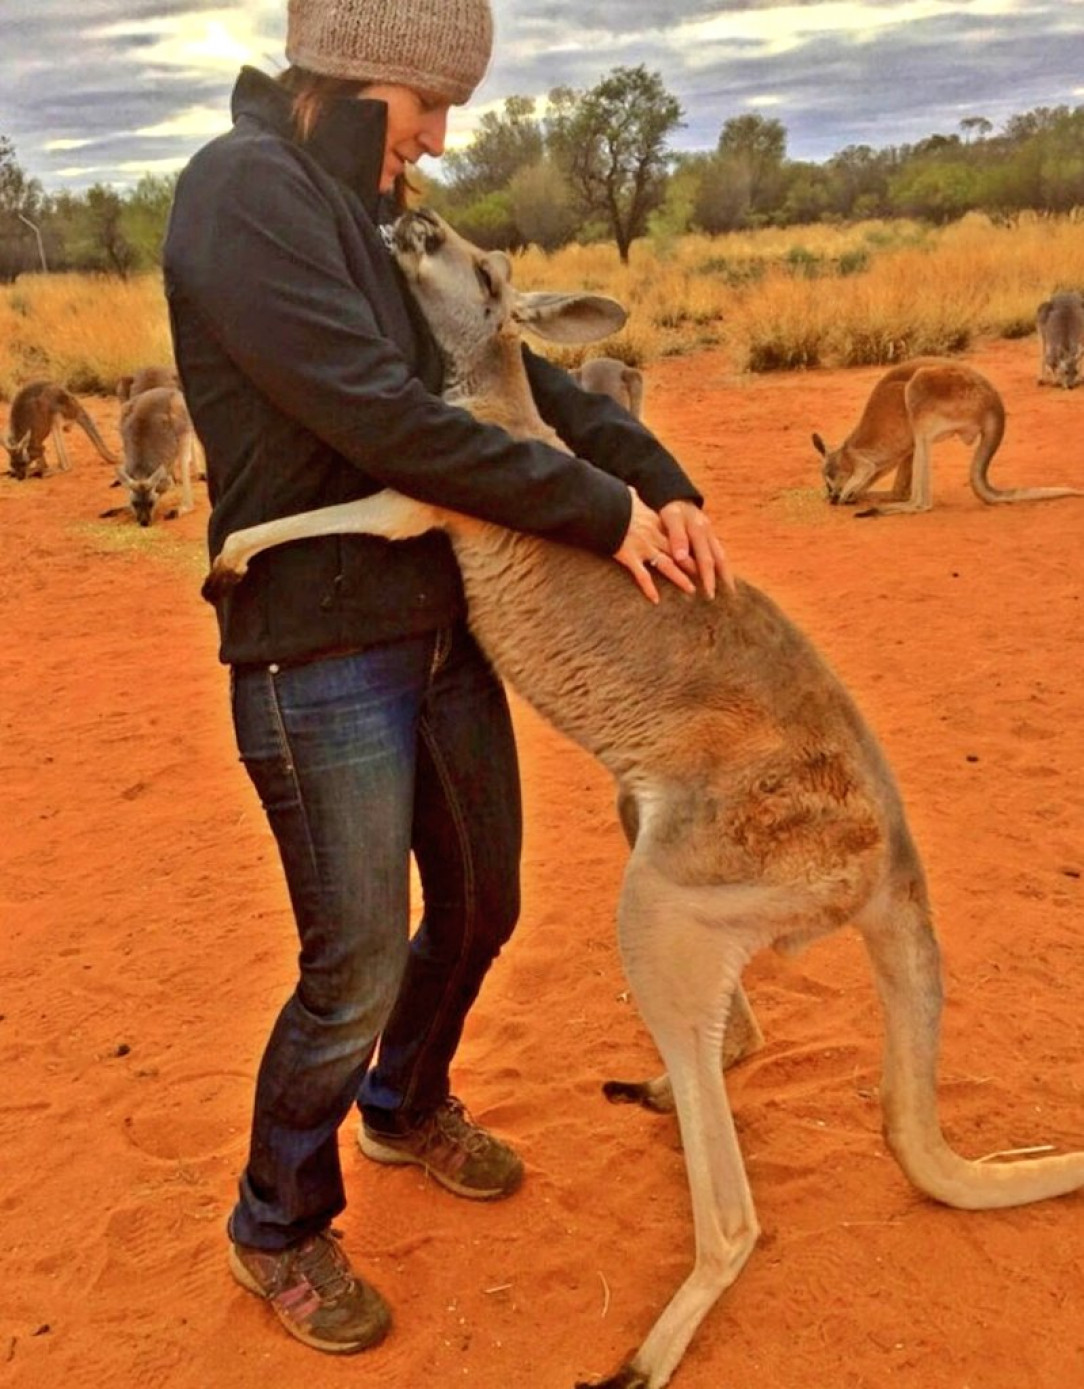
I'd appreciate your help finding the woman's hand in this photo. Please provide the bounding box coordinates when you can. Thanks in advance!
[614,490,735,603]
[657,498,735,600]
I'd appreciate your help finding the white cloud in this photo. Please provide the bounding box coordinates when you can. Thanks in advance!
[136,106,232,140]
[44,138,96,152]
[117,156,196,177]
[672,0,1036,65]
[91,10,277,73]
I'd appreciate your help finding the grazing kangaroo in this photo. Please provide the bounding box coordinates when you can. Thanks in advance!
[116,364,180,403]
[2,380,120,480]
[1036,291,1084,389]
[812,357,1082,515]
[204,210,1084,1389]
[572,356,644,419]
[102,386,195,527]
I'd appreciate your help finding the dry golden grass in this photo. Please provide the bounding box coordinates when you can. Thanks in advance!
[2,214,1081,398]
[0,272,173,400]
[520,213,1084,371]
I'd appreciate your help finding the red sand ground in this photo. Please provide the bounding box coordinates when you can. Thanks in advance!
[1,335,1082,1389]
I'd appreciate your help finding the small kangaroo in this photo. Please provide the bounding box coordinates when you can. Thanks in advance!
[203,211,1084,1389]
[102,386,195,527]
[1036,291,1084,389]
[116,364,180,403]
[2,380,120,480]
[572,356,644,419]
[813,357,1082,515]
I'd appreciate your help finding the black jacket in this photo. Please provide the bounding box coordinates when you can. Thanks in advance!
[164,67,702,666]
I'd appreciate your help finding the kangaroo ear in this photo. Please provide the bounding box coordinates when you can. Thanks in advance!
[811,432,827,456]
[512,291,628,345]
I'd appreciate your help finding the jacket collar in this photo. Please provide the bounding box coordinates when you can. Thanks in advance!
[230,66,388,216]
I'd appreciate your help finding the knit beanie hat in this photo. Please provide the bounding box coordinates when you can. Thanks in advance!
[286,0,494,105]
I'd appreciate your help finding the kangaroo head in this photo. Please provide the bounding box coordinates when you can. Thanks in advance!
[3,430,33,479]
[812,432,880,505]
[813,432,849,503]
[390,208,627,389]
[116,462,171,526]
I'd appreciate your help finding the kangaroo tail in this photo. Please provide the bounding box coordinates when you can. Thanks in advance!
[75,405,121,466]
[970,401,1082,504]
[859,892,1084,1210]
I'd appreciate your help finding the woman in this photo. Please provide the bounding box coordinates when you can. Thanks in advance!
[163,0,730,1356]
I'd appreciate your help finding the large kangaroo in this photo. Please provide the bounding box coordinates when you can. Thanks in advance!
[2,380,119,480]
[812,358,1082,515]
[203,210,1084,1389]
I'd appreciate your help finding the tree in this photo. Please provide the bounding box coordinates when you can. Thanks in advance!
[888,160,981,223]
[825,144,895,219]
[121,174,177,269]
[65,184,138,277]
[959,116,993,144]
[0,138,44,280]
[509,160,578,251]
[547,66,683,263]
[443,95,543,200]
[445,190,520,251]
[692,155,751,234]
[777,162,832,226]
[716,114,787,212]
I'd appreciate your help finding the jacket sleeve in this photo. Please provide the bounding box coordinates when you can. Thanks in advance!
[166,141,632,557]
[523,346,704,511]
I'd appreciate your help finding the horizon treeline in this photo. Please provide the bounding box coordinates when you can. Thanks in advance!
[1,66,1082,279]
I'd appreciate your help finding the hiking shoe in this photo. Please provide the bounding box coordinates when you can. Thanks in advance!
[359,1096,524,1200]
[228,1226,391,1354]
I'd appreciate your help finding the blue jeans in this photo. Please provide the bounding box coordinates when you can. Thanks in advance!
[227,623,522,1250]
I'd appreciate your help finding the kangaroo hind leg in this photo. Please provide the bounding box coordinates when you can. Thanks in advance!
[50,419,72,473]
[580,861,788,1389]
[606,790,763,1113]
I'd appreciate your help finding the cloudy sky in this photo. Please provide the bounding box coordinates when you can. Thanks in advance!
[5,1,1084,193]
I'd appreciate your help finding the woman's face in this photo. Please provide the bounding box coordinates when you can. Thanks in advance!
[362,83,452,191]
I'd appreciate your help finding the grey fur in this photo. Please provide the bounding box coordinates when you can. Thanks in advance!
[1036,290,1084,389]
[101,386,195,527]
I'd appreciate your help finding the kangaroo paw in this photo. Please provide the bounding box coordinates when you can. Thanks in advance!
[576,1363,648,1389]
[602,1079,675,1114]
[201,563,245,603]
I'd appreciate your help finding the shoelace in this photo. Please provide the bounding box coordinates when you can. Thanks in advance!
[292,1229,354,1299]
[431,1099,490,1156]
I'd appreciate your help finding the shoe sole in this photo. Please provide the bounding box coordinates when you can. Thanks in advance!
[228,1245,390,1355]
[357,1128,522,1201]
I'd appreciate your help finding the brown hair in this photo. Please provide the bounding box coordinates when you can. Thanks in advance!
[277,65,363,142]
[276,66,417,212]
